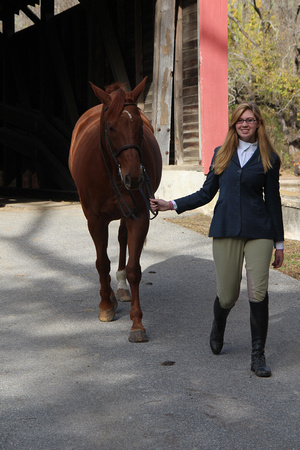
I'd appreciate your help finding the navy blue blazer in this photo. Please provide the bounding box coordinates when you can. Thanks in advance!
[175,147,284,242]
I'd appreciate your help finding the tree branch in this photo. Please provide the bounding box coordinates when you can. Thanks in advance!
[252,0,263,22]
[228,13,259,47]
[296,4,300,22]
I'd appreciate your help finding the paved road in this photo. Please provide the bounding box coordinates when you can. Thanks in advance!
[1,201,299,449]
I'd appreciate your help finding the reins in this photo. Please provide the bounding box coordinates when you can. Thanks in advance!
[139,166,158,220]
[100,103,158,220]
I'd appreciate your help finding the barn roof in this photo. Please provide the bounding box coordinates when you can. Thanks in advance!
[0,0,39,22]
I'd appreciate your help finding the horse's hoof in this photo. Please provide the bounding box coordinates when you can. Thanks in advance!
[128,329,149,343]
[98,295,118,322]
[98,308,116,322]
[116,288,131,302]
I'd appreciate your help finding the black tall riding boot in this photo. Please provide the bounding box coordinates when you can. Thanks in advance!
[210,297,232,355]
[250,293,272,377]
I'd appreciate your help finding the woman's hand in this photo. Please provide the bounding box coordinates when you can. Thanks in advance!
[149,198,173,212]
[272,249,284,269]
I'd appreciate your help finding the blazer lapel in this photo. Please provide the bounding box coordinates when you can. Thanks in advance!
[231,150,240,167]
[244,147,261,168]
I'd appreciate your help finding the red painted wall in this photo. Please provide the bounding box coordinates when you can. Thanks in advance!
[199,0,228,174]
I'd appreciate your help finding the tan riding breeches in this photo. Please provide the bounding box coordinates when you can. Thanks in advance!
[212,238,274,309]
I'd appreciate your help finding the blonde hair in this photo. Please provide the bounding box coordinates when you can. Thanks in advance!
[213,102,279,175]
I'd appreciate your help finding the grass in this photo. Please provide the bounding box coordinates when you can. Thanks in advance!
[166,213,300,281]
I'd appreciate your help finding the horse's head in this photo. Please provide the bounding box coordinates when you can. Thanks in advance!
[89,78,148,190]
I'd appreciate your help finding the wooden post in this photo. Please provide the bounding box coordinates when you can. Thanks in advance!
[152,0,176,165]
[174,0,183,165]
[98,1,131,91]
[41,0,54,20]
[135,0,143,85]
[199,0,228,173]
[2,10,15,186]
[2,10,15,37]
[135,0,144,109]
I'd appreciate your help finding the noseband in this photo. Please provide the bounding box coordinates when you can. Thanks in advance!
[114,143,142,160]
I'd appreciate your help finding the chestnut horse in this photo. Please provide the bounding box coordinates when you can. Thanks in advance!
[69,78,162,342]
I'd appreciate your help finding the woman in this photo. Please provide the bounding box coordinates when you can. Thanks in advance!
[150,102,284,378]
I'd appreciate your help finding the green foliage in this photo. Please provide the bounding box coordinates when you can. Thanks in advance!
[260,107,293,167]
[228,0,300,171]
[229,0,300,103]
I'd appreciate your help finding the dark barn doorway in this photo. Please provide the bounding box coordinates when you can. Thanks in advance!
[0,0,156,200]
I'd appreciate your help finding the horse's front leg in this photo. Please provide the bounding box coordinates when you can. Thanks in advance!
[126,215,149,343]
[87,215,117,322]
[116,218,131,302]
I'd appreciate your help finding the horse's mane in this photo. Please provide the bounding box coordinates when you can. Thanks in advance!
[105,82,136,124]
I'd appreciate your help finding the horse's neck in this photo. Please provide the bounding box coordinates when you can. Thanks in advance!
[140,112,154,133]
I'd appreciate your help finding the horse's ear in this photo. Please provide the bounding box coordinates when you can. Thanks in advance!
[89,82,111,105]
[130,77,147,103]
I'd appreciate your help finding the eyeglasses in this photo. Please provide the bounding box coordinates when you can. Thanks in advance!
[236,118,257,125]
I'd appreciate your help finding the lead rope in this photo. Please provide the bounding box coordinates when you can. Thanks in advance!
[139,166,158,220]
[99,138,140,219]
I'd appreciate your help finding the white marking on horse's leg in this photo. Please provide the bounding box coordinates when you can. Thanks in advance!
[116,269,131,302]
[116,269,128,290]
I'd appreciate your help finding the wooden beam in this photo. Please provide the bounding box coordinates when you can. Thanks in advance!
[152,0,176,165]
[174,0,183,165]
[41,0,54,20]
[135,0,144,108]
[21,6,40,24]
[2,12,15,37]
[134,0,143,84]
[43,20,79,126]
[9,39,31,108]
[98,1,131,90]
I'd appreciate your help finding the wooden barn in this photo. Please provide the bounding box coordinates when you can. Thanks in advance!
[0,0,227,200]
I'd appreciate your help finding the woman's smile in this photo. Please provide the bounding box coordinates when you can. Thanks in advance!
[235,111,260,143]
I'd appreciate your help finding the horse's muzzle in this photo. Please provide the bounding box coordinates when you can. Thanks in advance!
[124,171,144,190]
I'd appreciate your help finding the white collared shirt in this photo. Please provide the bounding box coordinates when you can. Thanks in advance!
[237,139,258,167]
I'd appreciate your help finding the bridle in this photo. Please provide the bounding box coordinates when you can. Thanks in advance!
[104,104,143,163]
[100,102,158,220]
[103,104,143,184]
